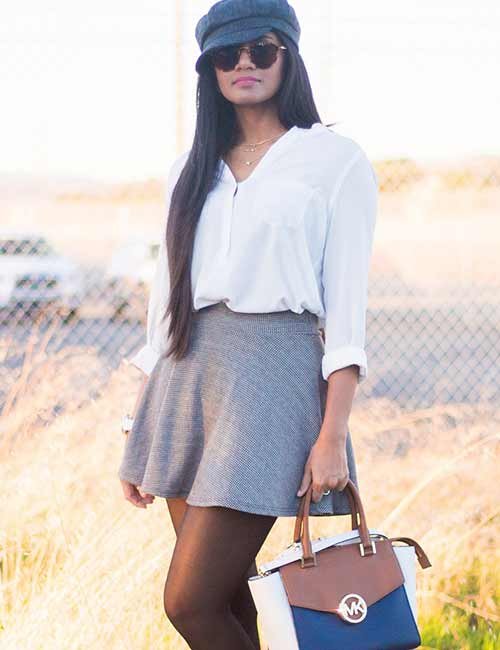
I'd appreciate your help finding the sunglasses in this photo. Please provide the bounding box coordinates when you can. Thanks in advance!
[210,41,287,72]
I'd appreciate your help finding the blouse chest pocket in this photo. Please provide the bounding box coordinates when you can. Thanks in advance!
[251,180,317,230]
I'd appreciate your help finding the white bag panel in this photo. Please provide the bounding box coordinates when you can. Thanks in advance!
[248,570,299,650]
[394,546,418,620]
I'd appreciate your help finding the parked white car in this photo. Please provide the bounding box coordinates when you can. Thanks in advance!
[104,236,160,321]
[0,231,85,321]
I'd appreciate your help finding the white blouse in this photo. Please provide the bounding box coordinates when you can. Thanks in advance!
[126,122,378,383]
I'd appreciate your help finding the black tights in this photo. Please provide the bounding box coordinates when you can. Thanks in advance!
[163,503,277,650]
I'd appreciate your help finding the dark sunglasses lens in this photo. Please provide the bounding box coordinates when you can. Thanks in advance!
[212,43,278,71]
[212,46,239,71]
[251,43,278,68]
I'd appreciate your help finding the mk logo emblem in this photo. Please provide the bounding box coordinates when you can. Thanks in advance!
[338,593,368,623]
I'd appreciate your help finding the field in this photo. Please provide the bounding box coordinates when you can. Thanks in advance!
[1,167,499,648]
[0,349,498,649]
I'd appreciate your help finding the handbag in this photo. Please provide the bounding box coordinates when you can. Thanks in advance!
[248,478,432,650]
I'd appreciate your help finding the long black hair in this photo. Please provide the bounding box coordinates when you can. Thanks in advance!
[163,28,331,361]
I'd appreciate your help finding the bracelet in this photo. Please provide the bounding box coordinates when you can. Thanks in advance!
[121,414,134,435]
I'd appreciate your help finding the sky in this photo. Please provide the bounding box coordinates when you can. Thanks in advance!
[1,0,499,182]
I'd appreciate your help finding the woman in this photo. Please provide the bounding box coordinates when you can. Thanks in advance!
[118,1,378,648]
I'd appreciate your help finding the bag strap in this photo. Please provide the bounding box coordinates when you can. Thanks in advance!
[389,536,432,569]
[293,481,359,540]
[292,481,432,570]
[294,479,375,566]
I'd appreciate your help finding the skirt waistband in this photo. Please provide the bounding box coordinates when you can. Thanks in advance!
[193,301,320,334]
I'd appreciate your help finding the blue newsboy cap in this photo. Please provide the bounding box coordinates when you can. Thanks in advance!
[195,0,301,73]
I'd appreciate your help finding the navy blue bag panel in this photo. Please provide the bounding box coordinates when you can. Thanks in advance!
[291,584,421,650]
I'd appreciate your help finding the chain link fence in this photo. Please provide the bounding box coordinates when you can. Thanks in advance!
[1,1,499,420]
[1,156,499,418]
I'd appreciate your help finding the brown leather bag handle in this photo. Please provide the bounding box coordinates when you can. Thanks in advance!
[388,536,432,569]
[293,479,374,566]
[293,483,358,541]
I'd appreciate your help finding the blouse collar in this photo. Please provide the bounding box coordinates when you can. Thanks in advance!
[218,122,323,187]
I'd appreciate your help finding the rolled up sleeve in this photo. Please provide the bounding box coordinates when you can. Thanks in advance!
[125,231,170,375]
[125,152,188,375]
[321,148,378,383]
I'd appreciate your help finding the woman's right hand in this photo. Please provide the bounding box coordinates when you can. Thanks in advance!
[120,479,155,508]
[120,373,154,507]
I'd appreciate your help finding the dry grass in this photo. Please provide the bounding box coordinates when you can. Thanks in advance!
[1,165,499,647]
[0,342,498,649]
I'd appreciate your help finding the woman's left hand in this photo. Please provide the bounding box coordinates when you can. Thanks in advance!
[296,436,349,504]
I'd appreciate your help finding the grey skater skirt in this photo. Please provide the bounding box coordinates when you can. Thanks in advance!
[118,301,359,517]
